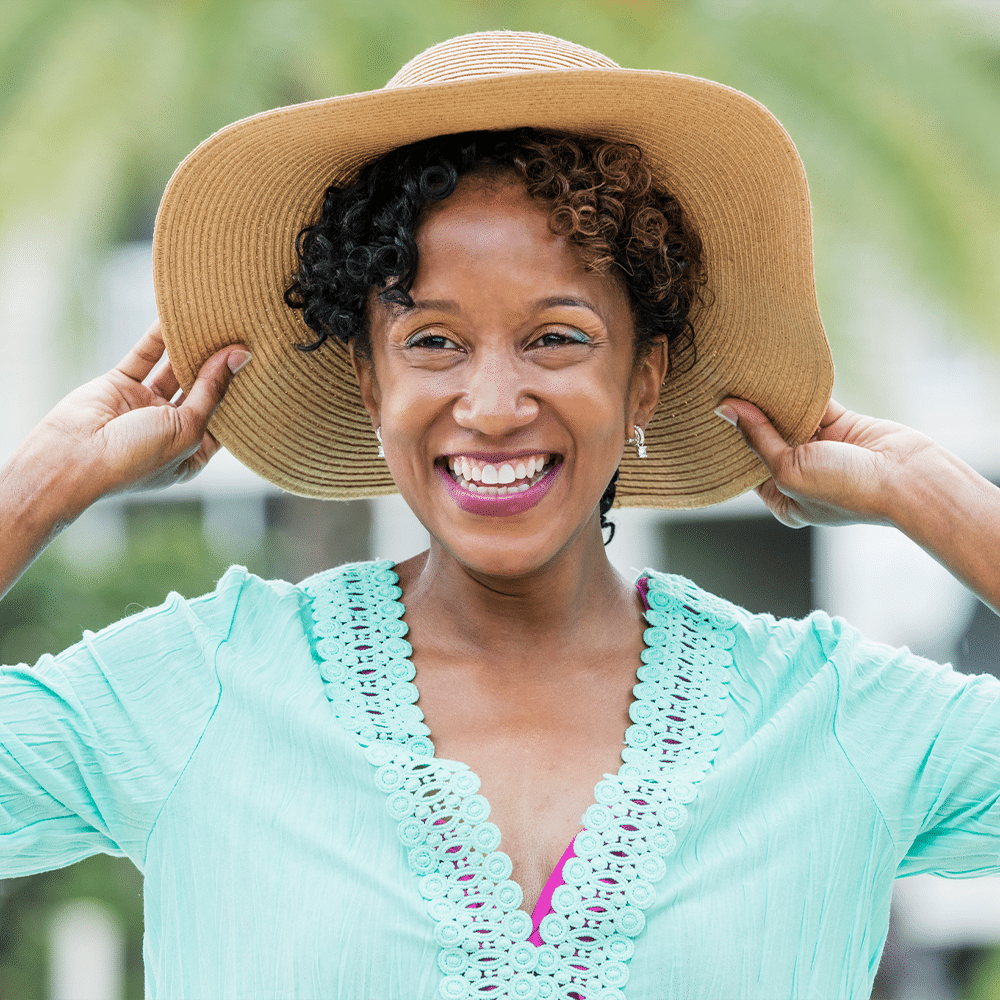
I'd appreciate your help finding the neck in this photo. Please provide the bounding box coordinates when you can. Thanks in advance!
[396,516,642,677]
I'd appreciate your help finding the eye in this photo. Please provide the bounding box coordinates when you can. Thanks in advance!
[531,328,591,348]
[406,331,462,351]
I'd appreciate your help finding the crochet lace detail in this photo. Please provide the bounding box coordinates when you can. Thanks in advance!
[304,560,734,1000]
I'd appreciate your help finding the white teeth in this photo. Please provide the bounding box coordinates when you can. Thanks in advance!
[446,452,553,494]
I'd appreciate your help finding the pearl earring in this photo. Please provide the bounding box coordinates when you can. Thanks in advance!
[375,427,385,459]
[625,424,647,459]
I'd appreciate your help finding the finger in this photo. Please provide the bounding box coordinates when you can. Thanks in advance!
[715,398,792,474]
[149,361,181,401]
[755,478,802,527]
[818,399,848,428]
[200,429,223,464]
[116,319,166,382]
[178,345,251,430]
[754,478,782,512]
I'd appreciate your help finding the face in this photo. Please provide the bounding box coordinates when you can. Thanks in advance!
[353,172,666,579]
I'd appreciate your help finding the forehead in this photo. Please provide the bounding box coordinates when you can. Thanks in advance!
[416,172,557,254]
[411,173,628,304]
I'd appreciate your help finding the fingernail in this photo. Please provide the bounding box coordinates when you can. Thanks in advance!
[228,350,252,374]
[714,405,739,427]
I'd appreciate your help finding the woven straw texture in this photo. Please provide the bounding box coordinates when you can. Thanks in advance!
[153,31,833,507]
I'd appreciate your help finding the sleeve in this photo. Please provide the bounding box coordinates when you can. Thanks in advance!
[0,566,250,877]
[824,614,1000,877]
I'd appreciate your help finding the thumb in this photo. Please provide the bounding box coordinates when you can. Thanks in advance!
[715,398,791,474]
[180,346,251,429]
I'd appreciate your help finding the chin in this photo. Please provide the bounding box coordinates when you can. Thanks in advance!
[427,510,602,582]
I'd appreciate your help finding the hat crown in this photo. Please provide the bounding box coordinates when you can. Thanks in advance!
[385,31,620,89]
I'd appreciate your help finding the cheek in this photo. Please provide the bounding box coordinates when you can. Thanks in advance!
[377,374,453,447]
[570,393,622,441]
[551,365,630,435]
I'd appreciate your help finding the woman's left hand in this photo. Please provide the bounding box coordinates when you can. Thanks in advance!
[716,398,935,528]
[718,397,1000,615]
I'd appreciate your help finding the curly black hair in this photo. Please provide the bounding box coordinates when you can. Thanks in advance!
[284,128,706,542]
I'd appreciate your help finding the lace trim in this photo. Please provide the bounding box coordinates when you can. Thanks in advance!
[304,561,734,1000]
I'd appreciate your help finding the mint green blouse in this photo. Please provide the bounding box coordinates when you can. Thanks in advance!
[2,560,999,1000]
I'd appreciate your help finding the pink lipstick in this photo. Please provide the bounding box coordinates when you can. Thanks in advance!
[437,460,561,516]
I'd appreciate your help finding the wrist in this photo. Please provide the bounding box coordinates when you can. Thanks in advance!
[1,427,100,531]
[0,429,108,600]
[880,441,991,545]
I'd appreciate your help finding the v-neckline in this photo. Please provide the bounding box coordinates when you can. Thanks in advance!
[304,559,734,999]
[397,569,654,919]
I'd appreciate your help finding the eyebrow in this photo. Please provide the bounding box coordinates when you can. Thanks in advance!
[403,295,602,315]
[406,298,460,313]
[534,296,601,315]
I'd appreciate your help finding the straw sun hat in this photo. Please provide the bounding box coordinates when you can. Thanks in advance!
[153,30,833,508]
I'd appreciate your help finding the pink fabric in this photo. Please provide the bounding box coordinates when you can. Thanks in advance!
[635,574,651,611]
[526,577,652,942]
[528,840,579,945]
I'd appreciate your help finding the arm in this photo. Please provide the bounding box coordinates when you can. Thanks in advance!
[0,320,249,599]
[717,399,1000,616]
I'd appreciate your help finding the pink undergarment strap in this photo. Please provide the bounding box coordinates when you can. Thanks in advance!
[636,573,651,611]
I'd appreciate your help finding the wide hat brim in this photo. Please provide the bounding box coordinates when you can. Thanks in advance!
[153,32,833,508]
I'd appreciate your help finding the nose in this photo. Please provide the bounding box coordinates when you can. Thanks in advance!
[451,350,539,436]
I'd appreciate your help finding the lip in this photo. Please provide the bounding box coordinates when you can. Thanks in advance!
[436,459,561,517]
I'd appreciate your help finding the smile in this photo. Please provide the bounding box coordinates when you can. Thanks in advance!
[436,453,562,516]
[445,453,553,495]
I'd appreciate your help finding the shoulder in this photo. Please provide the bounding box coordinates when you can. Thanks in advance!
[640,566,841,658]
[639,567,910,709]
[68,559,399,666]
[295,559,400,648]
[298,558,396,595]
[39,565,304,678]
[297,555,398,603]
[640,567,994,717]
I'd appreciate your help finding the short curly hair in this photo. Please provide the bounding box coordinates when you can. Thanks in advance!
[284,128,706,540]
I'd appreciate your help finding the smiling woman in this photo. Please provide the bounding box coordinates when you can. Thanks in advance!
[285,129,701,545]
[2,30,1000,1000]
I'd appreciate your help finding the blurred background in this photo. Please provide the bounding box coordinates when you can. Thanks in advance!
[1,1,999,997]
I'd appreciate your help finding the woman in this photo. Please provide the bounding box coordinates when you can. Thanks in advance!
[2,31,999,1000]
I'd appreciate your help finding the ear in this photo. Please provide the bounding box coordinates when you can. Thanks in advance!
[629,338,668,429]
[349,340,381,428]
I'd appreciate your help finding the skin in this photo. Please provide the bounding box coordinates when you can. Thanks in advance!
[1,170,998,915]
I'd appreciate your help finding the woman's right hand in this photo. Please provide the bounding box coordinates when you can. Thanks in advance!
[0,319,249,599]
[34,319,250,506]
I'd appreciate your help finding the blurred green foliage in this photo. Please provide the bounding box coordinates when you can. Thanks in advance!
[0,503,270,1000]
[1,0,999,350]
[968,945,1000,1000]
